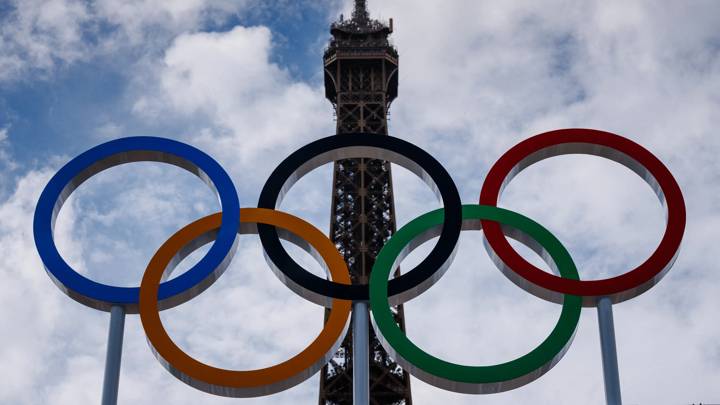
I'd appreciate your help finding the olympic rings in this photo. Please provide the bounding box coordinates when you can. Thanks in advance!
[33,137,240,312]
[479,128,686,306]
[370,205,582,394]
[139,208,351,397]
[257,133,462,306]
[33,128,685,398]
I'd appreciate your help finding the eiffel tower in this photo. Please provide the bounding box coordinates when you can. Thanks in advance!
[318,1,413,404]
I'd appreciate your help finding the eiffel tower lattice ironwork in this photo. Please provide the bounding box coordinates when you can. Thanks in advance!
[318,1,412,404]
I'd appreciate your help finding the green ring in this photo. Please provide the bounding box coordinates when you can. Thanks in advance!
[369,205,582,394]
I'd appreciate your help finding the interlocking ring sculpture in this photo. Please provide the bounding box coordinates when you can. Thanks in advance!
[33,128,685,397]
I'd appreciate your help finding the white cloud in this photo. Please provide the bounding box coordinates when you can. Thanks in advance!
[0,126,18,196]
[0,0,91,81]
[132,25,333,189]
[0,0,343,83]
[0,0,253,82]
[93,0,247,46]
[54,162,220,286]
[0,167,93,404]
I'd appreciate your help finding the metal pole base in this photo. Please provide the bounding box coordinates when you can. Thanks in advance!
[352,301,370,405]
[597,297,622,405]
[102,305,126,405]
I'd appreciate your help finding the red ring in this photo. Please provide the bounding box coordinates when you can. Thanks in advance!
[480,128,686,306]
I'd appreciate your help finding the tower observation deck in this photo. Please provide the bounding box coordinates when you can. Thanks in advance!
[319,1,412,404]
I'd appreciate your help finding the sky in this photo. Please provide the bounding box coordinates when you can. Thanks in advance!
[1,0,719,404]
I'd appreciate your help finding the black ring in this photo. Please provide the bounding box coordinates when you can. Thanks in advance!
[257,133,462,306]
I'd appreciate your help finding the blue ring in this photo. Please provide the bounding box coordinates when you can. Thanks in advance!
[33,137,240,313]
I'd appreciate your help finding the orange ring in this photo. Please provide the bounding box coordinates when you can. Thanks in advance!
[139,208,351,397]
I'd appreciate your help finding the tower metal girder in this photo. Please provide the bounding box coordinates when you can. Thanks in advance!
[319,1,412,404]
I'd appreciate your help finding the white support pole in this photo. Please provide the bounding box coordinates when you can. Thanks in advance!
[597,297,622,405]
[353,301,370,405]
[101,305,126,405]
